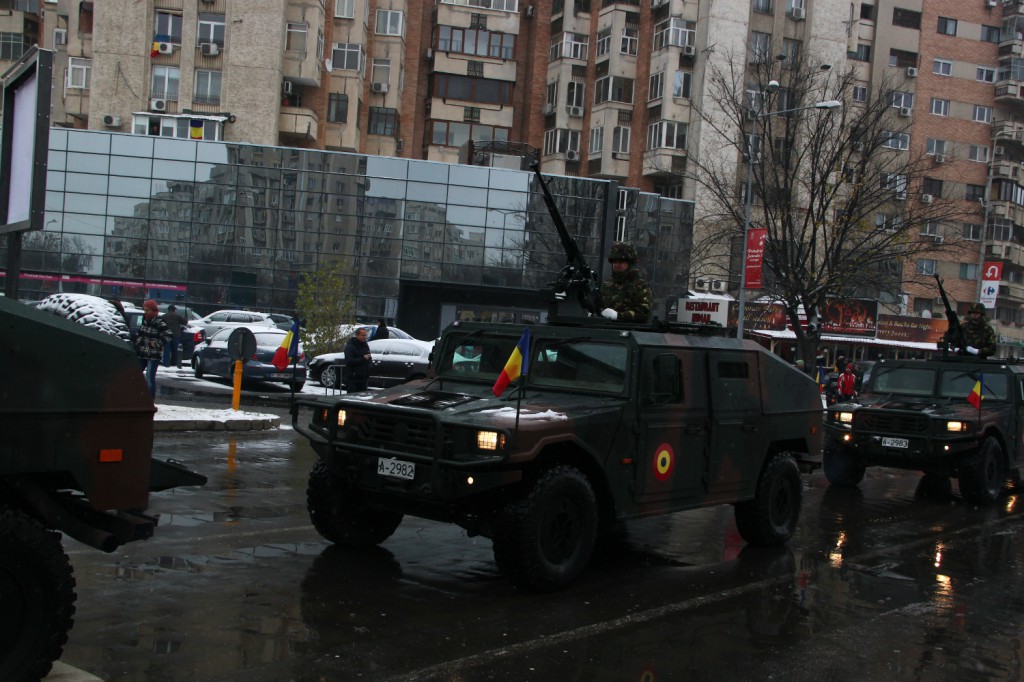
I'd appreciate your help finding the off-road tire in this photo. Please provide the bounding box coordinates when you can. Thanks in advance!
[734,452,802,547]
[823,439,866,487]
[37,293,131,343]
[0,509,76,682]
[320,366,339,389]
[959,437,1006,505]
[492,465,598,592]
[306,461,403,546]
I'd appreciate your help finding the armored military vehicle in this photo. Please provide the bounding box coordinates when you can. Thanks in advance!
[822,356,1022,504]
[0,296,206,680]
[291,163,822,591]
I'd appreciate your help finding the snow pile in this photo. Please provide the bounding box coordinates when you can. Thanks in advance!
[37,293,131,343]
[477,407,568,420]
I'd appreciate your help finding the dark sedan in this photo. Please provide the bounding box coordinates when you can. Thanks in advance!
[194,327,307,389]
[308,338,434,389]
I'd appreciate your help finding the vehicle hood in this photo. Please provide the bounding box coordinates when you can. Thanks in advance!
[837,395,979,418]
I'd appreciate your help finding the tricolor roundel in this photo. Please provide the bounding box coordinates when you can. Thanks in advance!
[653,443,674,481]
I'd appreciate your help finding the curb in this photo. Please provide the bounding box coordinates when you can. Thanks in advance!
[153,416,281,432]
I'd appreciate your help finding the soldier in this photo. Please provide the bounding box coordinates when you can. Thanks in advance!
[599,242,652,322]
[960,303,997,358]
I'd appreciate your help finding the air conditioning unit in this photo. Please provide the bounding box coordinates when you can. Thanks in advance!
[565,149,580,161]
[371,82,389,93]
[526,5,535,16]
[895,190,907,200]
[200,42,220,56]
[906,66,918,78]
[150,98,167,112]
[987,0,997,7]
[157,42,173,54]
[791,7,805,20]
[568,106,584,117]
[899,107,912,117]
[934,235,944,244]
[396,139,404,151]
[694,277,710,291]
[425,48,434,60]
[682,45,696,57]
[934,154,946,163]
[542,103,554,115]
[282,80,293,95]
[921,193,934,204]
[101,114,120,127]
[711,280,727,292]
[995,145,1006,156]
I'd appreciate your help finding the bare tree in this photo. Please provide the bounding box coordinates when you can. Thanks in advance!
[677,47,970,363]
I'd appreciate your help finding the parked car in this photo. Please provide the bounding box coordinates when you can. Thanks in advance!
[308,338,434,389]
[267,313,297,331]
[123,306,205,363]
[194,310,276,338]
[194,327,307,389]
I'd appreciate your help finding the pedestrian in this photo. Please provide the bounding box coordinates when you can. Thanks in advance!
[161,304,185,368]
[134,299,172,397]
[599,242,652,322]
[957,303,997,358]
[342,326,373,392]
[373,319,390,341]
[837,363,858,402]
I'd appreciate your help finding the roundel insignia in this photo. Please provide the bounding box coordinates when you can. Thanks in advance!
[653,443,674,481]
[639,667,656,682]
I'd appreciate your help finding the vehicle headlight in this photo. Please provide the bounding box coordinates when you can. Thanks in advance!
[477,430,505,450]
[837,412,854,424]
[337,409,347,427]
[946,420,967,433]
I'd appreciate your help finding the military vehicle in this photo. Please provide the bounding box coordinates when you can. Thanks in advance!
[291,164,823,591]
[0,296,206,680]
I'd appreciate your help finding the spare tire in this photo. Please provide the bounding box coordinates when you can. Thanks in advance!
[36,293,131,343]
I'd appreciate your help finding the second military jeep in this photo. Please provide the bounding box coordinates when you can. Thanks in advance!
[823,356,1023,504]
[293,319,822,591]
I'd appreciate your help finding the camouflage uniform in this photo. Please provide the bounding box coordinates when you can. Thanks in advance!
[962,303,997,358]
[600,242,653,323]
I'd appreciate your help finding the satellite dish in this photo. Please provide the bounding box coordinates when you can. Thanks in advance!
[324,58,333,73]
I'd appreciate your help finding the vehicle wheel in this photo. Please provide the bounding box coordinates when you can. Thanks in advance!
[959,437,1006,505]
[491,465,598,592]
[916,473,953,501]
[0,508,76,682]
[734,452,802,547]
[320,366,338,389]
[194,358,204,379]
[306,461,403,546]
[822,439,865,487]
[289,381,305,392]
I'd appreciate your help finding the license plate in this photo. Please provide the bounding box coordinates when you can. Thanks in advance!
[378,457,415,480]
[882,437,909,449]
[267,372,292,380]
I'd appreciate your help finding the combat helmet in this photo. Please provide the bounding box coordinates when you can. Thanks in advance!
[608,242,638,264]
[969,303,986,314]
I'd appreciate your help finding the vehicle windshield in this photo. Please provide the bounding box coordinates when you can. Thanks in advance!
[938,370,1008,402]
[871,366,1009,401]
[871,367,937,397]
[438,333,628,393]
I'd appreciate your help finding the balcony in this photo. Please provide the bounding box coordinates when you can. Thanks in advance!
[995,80,1024,106]
[994,120,1024,145]
[991,160,1021,180]
[279,106,318,142]
[589,152,629,180]
[642,147,687,178]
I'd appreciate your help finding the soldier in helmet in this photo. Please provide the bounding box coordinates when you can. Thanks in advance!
[599,242,653,322]
[960,303,997,358]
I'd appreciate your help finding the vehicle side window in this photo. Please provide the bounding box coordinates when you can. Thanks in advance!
[647,353,682,406]
[391,342,415,356]
[375,341,392,355]
[210,312,228,322]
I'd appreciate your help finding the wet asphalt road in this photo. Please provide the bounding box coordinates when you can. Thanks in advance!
[57,390,1024,681]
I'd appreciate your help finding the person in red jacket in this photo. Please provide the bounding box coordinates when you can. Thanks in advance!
[837,363,858,402]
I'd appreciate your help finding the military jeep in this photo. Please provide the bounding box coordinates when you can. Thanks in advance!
[822,356,1023,504]
[292,319,822,591]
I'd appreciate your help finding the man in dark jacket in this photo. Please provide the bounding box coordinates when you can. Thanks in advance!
[373,320,390,341]
[599,242,652,322]
[134,299,173,397]
[343,327,373,392]
[161,304,185,368]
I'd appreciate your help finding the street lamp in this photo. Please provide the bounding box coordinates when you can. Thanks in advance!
[736,98,842,339]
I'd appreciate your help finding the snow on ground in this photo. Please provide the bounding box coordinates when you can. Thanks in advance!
[153,404,279,422]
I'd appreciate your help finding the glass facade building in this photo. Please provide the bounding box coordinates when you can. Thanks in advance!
[2,130,693,339]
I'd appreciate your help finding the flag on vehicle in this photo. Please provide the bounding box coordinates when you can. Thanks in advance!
[967,374,984,409]
[492,328,531,397]
[272,319,301,371]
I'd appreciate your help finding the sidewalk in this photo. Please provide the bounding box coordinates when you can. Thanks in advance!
[153,403,281,431]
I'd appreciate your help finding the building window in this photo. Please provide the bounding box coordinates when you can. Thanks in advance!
[973,105,993,123]
[430,120,509,147]
[982,25,1000,43]
[977,67,995,83]
[753,0,772,15]
[546,82,557,108]
[882,131,909,150]
[881,173,907,193]
[286,23,307,53]
[594,76,634,104]
[782,38,800,65]
[376,10,404,36]
[0,32,25,61]
[966,184,986,202]
[433,74,513,105]
[930,98,949,116]
[671,71,692,99]
[596,27,611,57]
[463,107,481,123]
[151,66,180,100]
[851,44,871,62]
[53,28,67,46]
[549,32,588,61]
[372,58,392,87]
[649,71,664,101]
[542,129,581,155]
[647,120,687,150]
[889,90,914,108]
[437,25,515,59]
[892,8,921,29]
[653,18,695,51]
[933,59,952,76]
[748,31,771,64]
[197,13,225,46]
[963,223,983,241]
[327,93,348,123]
[66,57,91,89]
[369,107,399,136]
[936,17,957,36]
[926,139,947,156]
[335,0,355,18]
[612,126,630,153]
[888,49,917,68]
[960,263,979,280]
[194,70,221,104]
[589,126,604,154]
[916,259,936,276]
[921,221,940,236]
[969,145,990,163]
[923,177,943,196]
[567,81,585,107]
[852,85,867,102]
[154,11,182,44]
[332,43,363,71]
[621,27,638,55]
[132,114,223,141]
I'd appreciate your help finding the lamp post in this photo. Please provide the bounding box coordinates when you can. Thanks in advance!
[735,97,842,339]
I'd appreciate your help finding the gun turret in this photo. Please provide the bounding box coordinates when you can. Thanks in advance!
[530,160,601,317]
[934,274,968,356]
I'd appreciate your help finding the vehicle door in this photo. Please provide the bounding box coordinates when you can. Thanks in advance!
[1016,377,1024,466]
[204,312,230,336]
[377,341,422,386]
[368,341,394,386]
[707,351,763,499]
[203,333,232,377]
[633,348,708,507]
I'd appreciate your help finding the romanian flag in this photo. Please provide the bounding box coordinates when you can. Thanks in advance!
[967,374,984,409]
[492,328,531,397]
[272,319,301,371]
[151,42,161,58]
[189,120,204,140]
